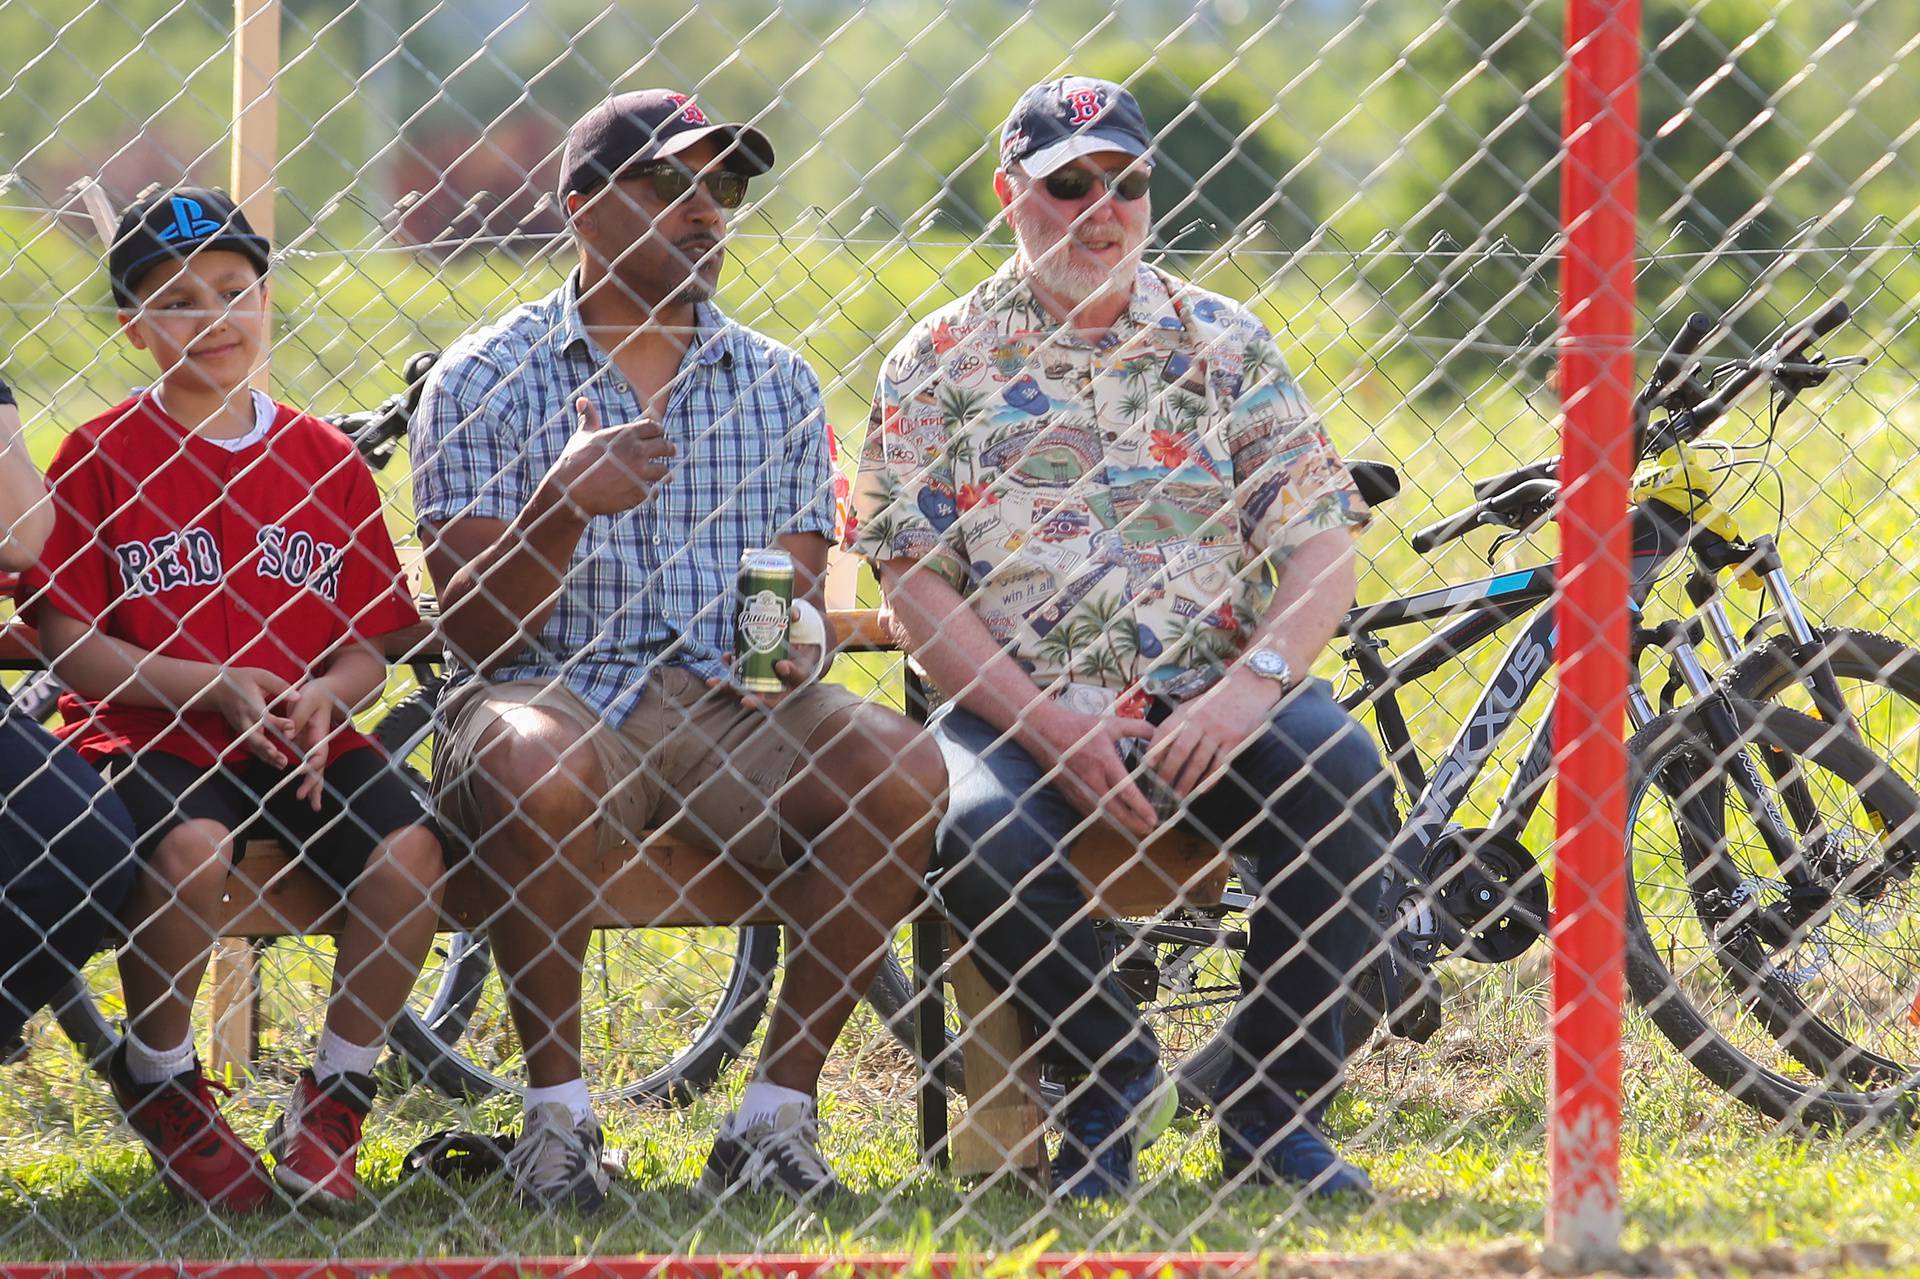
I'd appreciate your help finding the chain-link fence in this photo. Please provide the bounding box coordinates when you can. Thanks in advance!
[2,0,1919,1272]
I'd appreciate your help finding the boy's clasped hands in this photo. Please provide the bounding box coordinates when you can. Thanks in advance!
[210,667,354,809]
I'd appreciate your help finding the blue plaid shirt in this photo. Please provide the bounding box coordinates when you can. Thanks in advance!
[412,272,837,725]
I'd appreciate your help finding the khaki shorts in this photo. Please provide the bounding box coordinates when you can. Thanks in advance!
[433,667,865,872]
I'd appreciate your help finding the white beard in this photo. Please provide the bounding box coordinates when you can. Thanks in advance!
[1012,206,1144,309]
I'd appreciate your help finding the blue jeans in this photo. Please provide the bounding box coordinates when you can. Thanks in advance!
[931,680,1392,1118]
[1,703,137,1042]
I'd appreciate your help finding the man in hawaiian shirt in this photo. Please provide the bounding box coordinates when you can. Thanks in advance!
[853,76,1391,1200]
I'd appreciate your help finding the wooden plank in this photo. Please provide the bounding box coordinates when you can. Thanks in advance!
[209,0,280,1079]
[220,827,1224,938]
[206,941,259,1081]
[231,0,281,241]
[945,925,1049,1187]
[0,609,893,668]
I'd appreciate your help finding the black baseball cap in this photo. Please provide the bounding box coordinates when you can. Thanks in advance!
[109,185,272,308]
[559,89,776,197]
[1000,76,1154,178]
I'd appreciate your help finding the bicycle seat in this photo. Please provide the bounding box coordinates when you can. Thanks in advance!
[1349,460,1400,507]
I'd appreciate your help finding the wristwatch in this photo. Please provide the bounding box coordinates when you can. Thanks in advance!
[1243,646,1294,690]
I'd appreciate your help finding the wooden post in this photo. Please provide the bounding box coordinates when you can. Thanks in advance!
[945,926,1050,1189]
[207,0,281,1081]
[231,0,280,241]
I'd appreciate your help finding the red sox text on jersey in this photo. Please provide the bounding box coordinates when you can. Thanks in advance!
[113,524,346,601]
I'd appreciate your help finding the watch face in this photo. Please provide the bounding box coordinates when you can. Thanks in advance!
[1250,649,1289,679]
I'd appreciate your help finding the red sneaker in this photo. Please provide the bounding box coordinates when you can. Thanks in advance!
[107,1042,273,1213]
[267,1069,374,1212]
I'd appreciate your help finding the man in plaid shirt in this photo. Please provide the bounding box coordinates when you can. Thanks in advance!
[413,90,943,1212]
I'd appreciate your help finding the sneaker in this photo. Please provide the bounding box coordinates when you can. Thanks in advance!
[267,1069,374,1212]
[106,1041,273,1213]
[1219,1109,1373,1199]
[1050,1063,1169,1201]
[700,1099,845,1204]
[507,1102,610,1213]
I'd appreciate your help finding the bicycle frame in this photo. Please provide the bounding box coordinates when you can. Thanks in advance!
[1340,496,1845,953]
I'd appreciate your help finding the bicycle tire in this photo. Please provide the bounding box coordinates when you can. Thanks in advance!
[1727,627,1920,797]
[390,922,782,1104]
[372,680,441,764]
[49,970,116,1066]
[1624,699,1920,1129]
[861,940,967,1093]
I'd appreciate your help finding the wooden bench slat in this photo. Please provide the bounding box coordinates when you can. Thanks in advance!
[0,609,897,667]
[219,827,1225,937]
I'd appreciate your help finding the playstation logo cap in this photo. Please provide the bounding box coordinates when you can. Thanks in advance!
[109,185,272,307]
[1000,76,1153,178]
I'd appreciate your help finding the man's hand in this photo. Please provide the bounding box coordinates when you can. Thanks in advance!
[281,680,354,810]
[211,668,296,769]
[1023,703,1161,836]
[704,605,827,711]
[542,397,676,520]
[1147,671,1283,799]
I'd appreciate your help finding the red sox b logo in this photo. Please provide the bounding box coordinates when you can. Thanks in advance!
[1065,88,1104,125]
[665,93,709,125]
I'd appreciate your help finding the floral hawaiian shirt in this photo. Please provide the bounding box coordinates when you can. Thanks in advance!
[852,261,1368,706]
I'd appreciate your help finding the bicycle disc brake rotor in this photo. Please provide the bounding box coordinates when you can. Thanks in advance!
[1428,829,1550,964]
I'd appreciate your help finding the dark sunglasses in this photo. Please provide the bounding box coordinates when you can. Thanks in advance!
[1038,166,1152,203]
[621,160,750,210]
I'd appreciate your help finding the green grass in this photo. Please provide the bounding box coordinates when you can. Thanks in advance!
[3,971,1919,1266]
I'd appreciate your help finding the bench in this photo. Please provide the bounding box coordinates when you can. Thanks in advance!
[0,607,1228,1188]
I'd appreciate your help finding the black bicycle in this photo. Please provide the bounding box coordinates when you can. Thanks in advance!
[871,294,1920,1130]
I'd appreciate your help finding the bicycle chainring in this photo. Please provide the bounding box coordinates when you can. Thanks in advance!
[1427,829,1550,964]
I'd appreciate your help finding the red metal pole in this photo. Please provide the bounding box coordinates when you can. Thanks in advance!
[1551,0,1640,1260]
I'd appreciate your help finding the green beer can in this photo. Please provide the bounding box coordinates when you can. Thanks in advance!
[734,548,794,694]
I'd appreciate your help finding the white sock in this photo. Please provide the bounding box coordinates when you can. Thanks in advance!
[123,1031,196,1086]
[312,1029,383,1082]
[523,1078,594,1126]
[737,1079,812,1127]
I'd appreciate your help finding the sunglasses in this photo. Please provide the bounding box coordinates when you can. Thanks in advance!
[621,160,750,210]
[1037,165,1152,203]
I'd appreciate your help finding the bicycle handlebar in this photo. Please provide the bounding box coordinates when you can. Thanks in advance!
[1426,296,1851,556]
[1641,310,1715,407]
[1652,298,1850,450]
[324,350,439,467]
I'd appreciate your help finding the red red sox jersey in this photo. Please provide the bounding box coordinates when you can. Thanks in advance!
[17,395,420,767]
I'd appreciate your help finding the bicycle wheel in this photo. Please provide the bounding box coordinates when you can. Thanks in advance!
[372,678,441,766]
[862,931,966,1093]
[396,922,781,1104]
[1625,699,1920,1129]
[1729,628,1920,796]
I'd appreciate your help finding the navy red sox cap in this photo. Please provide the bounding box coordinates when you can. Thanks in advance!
[560,89,776,197]
[999,76,1154,178]
[109,185,272,308]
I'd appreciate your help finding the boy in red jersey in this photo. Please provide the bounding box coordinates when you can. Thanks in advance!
[17,186,445,1215]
